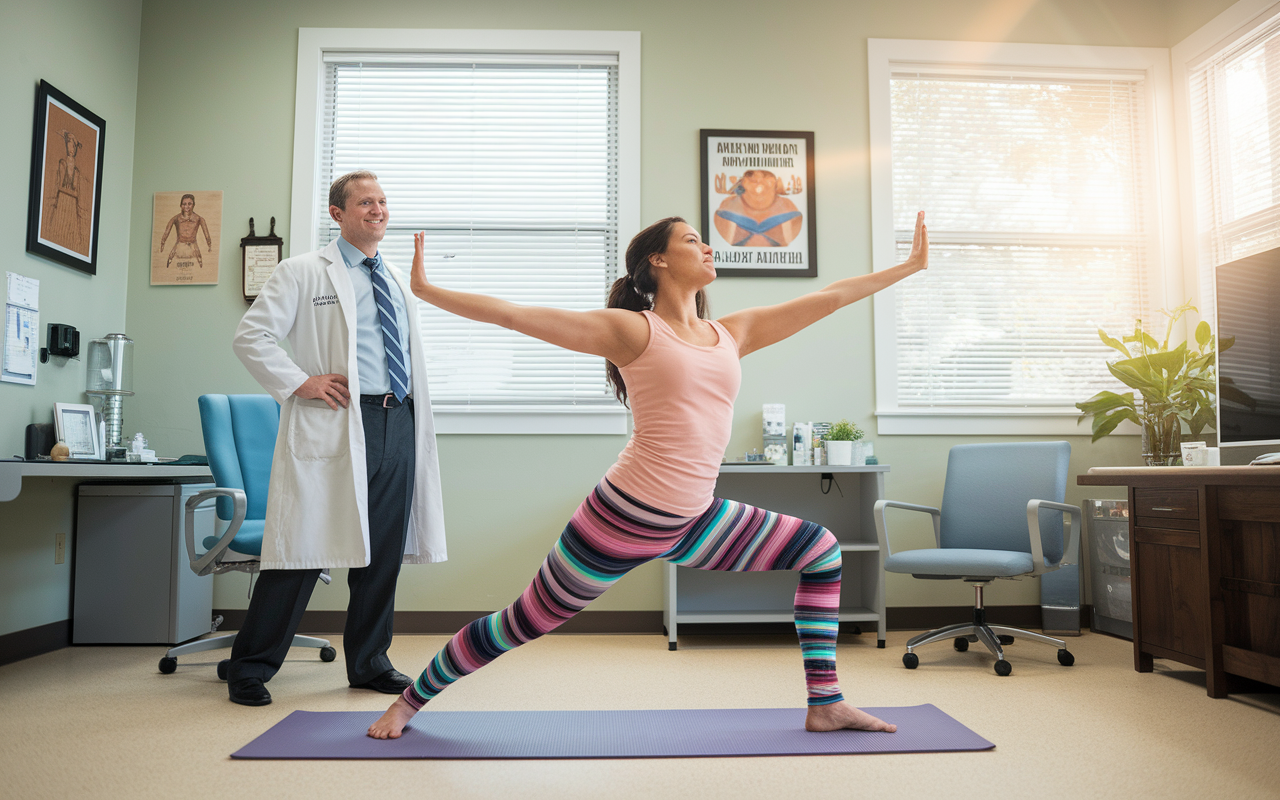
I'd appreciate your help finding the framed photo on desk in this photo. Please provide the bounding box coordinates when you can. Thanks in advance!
[54,402,101,460]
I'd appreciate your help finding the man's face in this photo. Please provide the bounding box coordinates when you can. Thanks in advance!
[739,171,779,211]
[181,197,194,214]
[332,179,389,246]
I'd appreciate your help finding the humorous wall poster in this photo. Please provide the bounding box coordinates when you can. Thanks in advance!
[150,190,222,285]
[700,129,816,278]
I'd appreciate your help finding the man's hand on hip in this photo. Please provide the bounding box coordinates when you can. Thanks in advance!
[295,374,351,409]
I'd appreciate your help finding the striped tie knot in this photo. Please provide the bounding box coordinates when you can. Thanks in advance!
[363,255,410,401]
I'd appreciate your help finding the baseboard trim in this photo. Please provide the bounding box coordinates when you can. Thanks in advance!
[0,620,71,667]
[212,609,665,636]
[211,605,1093,637]
[0,605,1096,667]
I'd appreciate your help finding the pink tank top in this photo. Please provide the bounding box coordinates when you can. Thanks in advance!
[604,310,742,516]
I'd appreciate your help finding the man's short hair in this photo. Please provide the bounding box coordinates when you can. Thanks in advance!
[329,170,379,211]
[181,193,195,204]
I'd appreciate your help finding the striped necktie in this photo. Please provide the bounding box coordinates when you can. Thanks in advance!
[362,256,410,401]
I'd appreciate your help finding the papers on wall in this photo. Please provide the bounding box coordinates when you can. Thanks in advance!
[3,272,40,386]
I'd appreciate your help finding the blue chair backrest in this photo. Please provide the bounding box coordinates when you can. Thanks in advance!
[938,442,1071,562]
[198,394,280,521]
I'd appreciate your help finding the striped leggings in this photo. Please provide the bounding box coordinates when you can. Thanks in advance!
[404,479,845,709]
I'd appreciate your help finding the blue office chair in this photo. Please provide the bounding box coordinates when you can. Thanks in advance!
[874,442,1081,676]
[157,394,335,676]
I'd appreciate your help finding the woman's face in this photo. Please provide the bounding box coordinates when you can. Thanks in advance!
[653,222,715,289]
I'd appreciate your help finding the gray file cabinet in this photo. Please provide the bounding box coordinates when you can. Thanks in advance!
[663,465,888,650]
[73,481,215,645]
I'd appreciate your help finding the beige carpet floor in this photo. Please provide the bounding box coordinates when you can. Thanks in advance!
[2,629,1278,799]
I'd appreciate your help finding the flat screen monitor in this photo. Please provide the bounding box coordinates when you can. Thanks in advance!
[1215,246,1280,448]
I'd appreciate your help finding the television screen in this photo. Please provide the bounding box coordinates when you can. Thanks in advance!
[1215,247,1280,447]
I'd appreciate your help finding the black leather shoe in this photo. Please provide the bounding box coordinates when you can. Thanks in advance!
[228,677,272,706]
[350,669,413,694]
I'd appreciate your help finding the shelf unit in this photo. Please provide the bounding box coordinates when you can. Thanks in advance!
[663,464,888,649]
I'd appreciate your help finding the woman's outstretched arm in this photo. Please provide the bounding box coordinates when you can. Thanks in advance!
[718,211,928,357]
[408,232,648,364]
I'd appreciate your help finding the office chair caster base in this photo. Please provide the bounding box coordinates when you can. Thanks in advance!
[994,659,1012,676]
[954,637,969,652]
[903,652,919,669]
[1057,649,1074,667]
[217,659,229,680]
[320,646,337,662]
[158,657,177,674]
[997,634,1015,645]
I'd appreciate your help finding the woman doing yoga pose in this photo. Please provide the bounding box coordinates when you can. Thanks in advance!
[368,212,929,739]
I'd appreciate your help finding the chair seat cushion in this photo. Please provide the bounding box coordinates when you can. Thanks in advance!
[204,519,264,557]
[884,547,1034,579]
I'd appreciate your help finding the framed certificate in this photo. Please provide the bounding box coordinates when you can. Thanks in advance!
[240,216,283,303]
[54,402,101,460]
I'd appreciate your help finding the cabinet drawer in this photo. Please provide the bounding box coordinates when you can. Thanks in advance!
[1135,489,1199,521]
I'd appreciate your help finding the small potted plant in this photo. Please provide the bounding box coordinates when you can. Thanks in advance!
[822,419,864,466]
[1075,301,1251,465]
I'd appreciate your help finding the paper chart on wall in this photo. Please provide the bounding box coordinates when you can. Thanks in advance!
[3,272,40,386]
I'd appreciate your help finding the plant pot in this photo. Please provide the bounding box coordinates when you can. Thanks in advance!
[1139,403,1182,467]
[825,440,853,466]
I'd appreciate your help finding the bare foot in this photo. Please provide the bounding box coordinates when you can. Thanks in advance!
[805,700,897,733]
[367,695,419,739]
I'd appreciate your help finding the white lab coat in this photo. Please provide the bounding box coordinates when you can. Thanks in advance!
[232,239,446,569]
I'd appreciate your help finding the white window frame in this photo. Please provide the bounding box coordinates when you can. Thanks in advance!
[868,38,1180,436]
[1171,0,1280,332]
[291,28,640,434]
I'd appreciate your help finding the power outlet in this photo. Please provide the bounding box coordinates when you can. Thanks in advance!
[55,533,66,564]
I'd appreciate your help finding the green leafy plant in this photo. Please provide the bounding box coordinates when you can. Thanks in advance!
[1075,301,1251,464]
[823,419,864,442]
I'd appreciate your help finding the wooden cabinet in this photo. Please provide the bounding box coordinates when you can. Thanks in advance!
[1079,467,1280,697]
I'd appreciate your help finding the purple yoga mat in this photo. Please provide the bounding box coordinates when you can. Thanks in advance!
[231,705,993,760]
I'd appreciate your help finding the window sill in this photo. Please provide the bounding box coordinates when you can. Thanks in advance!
[431,405,629,435]
[876,409,1140,437]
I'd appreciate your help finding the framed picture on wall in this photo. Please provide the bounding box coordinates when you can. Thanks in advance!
[700,129,816,278]
[26,80,107,275]
[150,190,223,285]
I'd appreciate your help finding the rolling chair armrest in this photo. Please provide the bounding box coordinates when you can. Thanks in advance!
[1025,499,1082,577]
[185,488,247,577]
[874,499,942,558]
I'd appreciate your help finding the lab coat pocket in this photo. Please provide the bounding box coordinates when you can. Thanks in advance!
[287,400,348,461]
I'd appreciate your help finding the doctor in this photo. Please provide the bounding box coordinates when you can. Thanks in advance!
[229,170,446,706]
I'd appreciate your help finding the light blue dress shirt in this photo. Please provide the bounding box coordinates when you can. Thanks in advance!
[336,236,413,396]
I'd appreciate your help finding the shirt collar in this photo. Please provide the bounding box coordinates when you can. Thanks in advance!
[336,236,379,270]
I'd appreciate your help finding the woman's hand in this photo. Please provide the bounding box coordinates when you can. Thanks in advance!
[903,211,928,273]
[410,231,431,301]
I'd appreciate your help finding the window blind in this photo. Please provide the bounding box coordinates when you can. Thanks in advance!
[1188,13,1280,321]
[319,56,618,406]
[889,70,1151,407]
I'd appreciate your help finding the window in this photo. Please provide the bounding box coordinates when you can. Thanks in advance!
[868,40,1175,435]
[1181,4,1280,322]
[291,29,640,434]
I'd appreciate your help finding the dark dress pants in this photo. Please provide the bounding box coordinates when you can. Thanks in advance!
[227,398,415,685]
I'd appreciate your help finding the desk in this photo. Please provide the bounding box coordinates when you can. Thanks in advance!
[1,460,212,503]
[1078,466,1280,696]
[663,465,888,650]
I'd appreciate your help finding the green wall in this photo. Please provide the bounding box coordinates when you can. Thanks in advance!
[0,0,142,636]
[2,0,1242,637]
